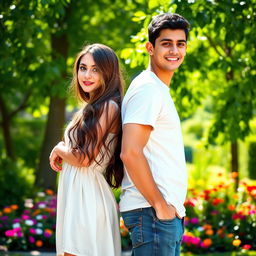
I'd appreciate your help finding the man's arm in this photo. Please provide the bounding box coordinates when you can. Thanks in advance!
[120,123,176,220]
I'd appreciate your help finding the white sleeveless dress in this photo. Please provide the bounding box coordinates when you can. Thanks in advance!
[56,124,121,256]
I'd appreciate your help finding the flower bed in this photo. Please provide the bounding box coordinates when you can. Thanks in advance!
[0,174,255,253]
[0,190,56,250]
[182,173,256,253]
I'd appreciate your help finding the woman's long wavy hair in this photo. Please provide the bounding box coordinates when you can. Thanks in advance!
[67,44,124,188]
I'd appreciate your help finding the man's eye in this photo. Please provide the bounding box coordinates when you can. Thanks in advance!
[178,42,186,47]
[163,43,171,46]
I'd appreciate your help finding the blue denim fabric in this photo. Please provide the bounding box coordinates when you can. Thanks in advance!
[121,207,184,256]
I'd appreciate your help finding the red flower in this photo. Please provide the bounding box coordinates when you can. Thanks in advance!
[247,186,256,192]
[212,198,224,206]
[232,213,245,220]
[242,244,252,250]
[184,198,197,207]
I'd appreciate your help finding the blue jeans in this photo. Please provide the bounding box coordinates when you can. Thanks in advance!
[121,207,184,256]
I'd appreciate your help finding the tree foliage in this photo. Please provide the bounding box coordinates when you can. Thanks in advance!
[121,0,256,141]
[0,0,255,191]
[0,0,145,189]
[119,0,256,185]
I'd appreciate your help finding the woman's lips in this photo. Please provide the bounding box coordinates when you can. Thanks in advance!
[83,81,94,86]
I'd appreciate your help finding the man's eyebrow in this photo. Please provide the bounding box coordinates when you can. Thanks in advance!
[160,38,187,43]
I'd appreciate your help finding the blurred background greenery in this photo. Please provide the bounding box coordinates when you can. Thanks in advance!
[0,0,256,252]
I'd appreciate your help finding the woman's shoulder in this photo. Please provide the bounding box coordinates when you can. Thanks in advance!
[110,99,119,108]
[104,100,120,114]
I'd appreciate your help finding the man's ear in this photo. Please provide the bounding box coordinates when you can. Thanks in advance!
[146,41,154,56]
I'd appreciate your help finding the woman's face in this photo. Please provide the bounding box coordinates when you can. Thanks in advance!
[78,53,102,95]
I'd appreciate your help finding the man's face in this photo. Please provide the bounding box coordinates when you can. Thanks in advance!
[149,29,187,73]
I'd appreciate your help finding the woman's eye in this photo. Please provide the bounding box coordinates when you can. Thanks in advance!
[92,68,98,72]
[80,66,86,71]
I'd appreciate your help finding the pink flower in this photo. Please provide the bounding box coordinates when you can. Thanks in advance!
[21,214,30,220]
[5,230,15,237]
[201,241,209,248]
[29,236,35,243]
[13,227,21,232]
[17,231,23,237]
[29,228,36,234]
[191,237,201,245]
[0,216,8,221]
[44,232,52,238]
[184,220,189,226]
[190,217,199,225]
[182,235,201,246]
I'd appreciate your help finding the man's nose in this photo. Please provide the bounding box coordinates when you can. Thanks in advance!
[169,45,178,54]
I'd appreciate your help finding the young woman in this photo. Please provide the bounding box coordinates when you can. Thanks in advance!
[49,43,124,256]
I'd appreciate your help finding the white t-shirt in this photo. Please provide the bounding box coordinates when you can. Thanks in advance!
[120,70,187,217]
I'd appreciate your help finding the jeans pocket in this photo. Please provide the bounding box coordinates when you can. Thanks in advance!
[157,216,177,224]
[122,212,143,248]
[151,207,177,224]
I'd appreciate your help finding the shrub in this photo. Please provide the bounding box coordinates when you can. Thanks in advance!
[0,157,35,209]
[183,177,256,253]
[0,178,255,253]
[248,141,256,180]
[0,189,132,251]
[0,190,56,250]
[185,145,193,163]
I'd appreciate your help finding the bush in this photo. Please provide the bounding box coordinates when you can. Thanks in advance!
[0,190,56,250]
[248,141,256,180]
[1,177,255,253]
[0,157,35,209]
[183,177,256,253]
[0,189,132,251]
[185,145,193,163]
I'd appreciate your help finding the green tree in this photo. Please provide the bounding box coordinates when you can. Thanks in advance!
[0,0,52,159]
[0,0,146,190]
[36,1,71,188]
[175,0,256,188]
[120,0,256,188]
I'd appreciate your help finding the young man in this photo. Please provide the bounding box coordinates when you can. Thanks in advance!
[120,13,190,256]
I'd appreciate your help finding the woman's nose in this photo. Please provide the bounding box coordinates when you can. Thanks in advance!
[84,69,92,78]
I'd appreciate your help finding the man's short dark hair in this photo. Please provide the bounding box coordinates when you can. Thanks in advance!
[148,13,190,46]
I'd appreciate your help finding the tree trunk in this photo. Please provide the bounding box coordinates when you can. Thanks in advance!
[36,31,68,189]
[231,141,239,189]
[0,96,15,159]
[36,96,66,189]
[225,52,239,189]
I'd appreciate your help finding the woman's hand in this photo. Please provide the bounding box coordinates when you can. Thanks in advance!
[49,142,65,172]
